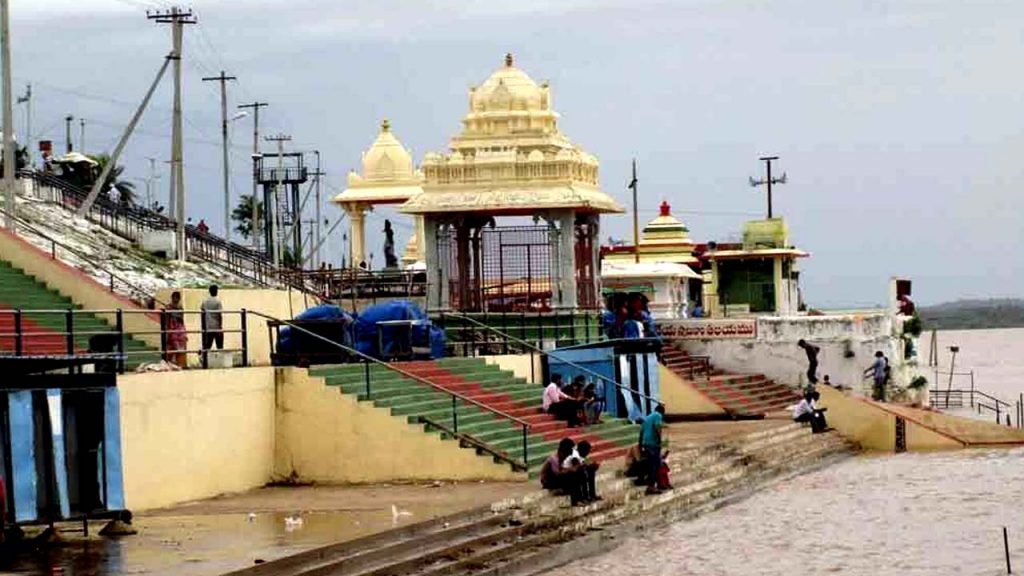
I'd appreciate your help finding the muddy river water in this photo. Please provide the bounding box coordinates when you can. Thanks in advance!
[558,448,1024,575]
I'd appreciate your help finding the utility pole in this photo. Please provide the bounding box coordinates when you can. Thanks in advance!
[16,83,29,164]
[628,158,639,264]
[79,118,85,155]
[749,155,787,219]
[1,0,14,231]
[64,114,74,154]
[149,7,195,261]
[238,101,268,250]
[202,70,236,241]
[145,156,160,209]
[265,133,290,267]
[309,150,325,268]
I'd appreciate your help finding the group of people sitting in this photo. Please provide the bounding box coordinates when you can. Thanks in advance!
[542,374,605,428]
[539,438,602,506]
[540,404,672,505]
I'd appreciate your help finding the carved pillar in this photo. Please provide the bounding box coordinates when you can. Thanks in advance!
[345,203,368,267]
[423,216,449,310]
[555,210,577,310]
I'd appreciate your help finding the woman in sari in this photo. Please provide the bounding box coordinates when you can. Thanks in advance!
[164,291,188,368]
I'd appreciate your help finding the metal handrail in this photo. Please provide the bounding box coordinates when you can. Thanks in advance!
[250,310,531,469]
[442,311,663,408]
[0,204,165,307]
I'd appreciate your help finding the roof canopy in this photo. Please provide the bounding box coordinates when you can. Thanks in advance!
[333,119,423,206]
[401,54,623,217]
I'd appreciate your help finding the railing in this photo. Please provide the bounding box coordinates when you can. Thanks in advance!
[0,203,163,308]
[22,170,306,293]
[433,309,602,360]
[440,311,663,412]
[679,355,712,381]
[0,308,250,373]
[279,268,428,303]
[253,310,531,470]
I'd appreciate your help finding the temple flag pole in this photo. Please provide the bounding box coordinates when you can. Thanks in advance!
[629,158,639,263]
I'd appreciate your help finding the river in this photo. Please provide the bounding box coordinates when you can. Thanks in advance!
[557,327,1024,576]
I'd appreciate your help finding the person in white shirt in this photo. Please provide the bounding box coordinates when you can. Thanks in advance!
[542,374,582,427]
[792,391,829,433]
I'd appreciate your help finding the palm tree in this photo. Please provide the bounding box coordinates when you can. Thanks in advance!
[91,153,137,206]
[231,194,264,239]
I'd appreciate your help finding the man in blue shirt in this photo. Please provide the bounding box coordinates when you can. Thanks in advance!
[640,404,666,495]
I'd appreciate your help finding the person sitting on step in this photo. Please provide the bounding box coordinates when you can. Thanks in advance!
[543,374,582,427]
[573,440,602,502]
[792,391,829,433]
[540,438,586,506]
[582,382,605,425]
[624,443,648,485]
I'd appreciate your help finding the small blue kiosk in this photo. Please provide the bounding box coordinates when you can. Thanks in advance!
[545,337,662,423]
[0,356,129,537]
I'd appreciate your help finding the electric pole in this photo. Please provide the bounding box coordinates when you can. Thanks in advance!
[265,133,290,267]
[238,101,268,251]
[309,151,325,269]
[64,114,73,154]
[1,0,14,231]
[16,83,30,165]
[628,158,639,264]
[202,70,236,241]
[148,7,195,261]
[79,118,85,155]
[749,155,787,219]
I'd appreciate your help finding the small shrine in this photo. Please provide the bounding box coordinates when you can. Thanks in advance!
[332,119,425,269]
[700,218,809,316]
[601,201,702,319]
[401,54,623,311]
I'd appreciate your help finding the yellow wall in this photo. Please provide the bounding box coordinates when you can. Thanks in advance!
[658,365,726,416]
[0,228,161,348]
[274,368,525,483]
[484,354,543,385]
[817,386,962,451]
[155,287,316,367]
[118,368,276,510]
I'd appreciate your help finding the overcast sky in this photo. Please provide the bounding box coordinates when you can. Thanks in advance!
[9,0,1023,307]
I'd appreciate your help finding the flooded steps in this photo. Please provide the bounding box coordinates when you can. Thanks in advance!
[229,423,852,576]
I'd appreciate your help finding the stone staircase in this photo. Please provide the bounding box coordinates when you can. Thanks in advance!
[0,260,160,368]
[222,422,854,576]
[310,358,639,474]
[661,342,802,416]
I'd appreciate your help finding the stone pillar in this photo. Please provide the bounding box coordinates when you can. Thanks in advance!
[345,203,367,267]
[422,216,449,310]
[555,210,577,309]
[773,257,785,315]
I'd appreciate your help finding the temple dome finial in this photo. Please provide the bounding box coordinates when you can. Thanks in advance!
[659,200,671,217]
[505,52,514,67]
[381,118,391,132]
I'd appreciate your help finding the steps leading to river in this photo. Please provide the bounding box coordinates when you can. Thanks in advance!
[662,343,802,416]
[223,421,854,576]
[309,358,639,474]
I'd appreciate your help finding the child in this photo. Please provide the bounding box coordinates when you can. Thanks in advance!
[657,449,673,490]
[575,441,601,502]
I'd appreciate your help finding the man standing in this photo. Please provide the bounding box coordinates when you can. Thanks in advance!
[797,339,820,386]
[864,351,887,401]
[200,284,224,366]
[640,404,666,495]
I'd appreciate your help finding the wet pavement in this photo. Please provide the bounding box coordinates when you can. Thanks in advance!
[0,482,531,576]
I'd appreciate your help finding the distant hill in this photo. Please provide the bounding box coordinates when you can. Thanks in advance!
[919,298,1024,330]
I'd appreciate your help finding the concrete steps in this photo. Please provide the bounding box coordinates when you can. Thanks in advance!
[0,261,160,367]
[223,422,855,576]
[311,360,641,474]
[662,342,802,416]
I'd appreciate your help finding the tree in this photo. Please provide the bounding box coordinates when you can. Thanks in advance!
[91,153,137,207]
[231,194,264,239]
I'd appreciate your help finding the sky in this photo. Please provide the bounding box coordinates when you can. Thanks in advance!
[8,0,1024,307]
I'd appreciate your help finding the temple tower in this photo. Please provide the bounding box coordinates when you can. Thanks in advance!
[401,54,623,311]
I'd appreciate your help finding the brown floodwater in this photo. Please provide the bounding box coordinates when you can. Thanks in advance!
[557,448,1024,576]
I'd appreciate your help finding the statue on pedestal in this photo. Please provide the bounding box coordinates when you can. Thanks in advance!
[383,219,398,269]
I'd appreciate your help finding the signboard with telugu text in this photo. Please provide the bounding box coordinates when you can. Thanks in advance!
[660,319,757,340]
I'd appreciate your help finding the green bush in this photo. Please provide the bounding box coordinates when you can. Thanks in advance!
[903,314,923,337]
